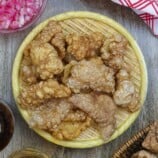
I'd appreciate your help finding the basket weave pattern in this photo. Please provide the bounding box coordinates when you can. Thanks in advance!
[112,124,153,158]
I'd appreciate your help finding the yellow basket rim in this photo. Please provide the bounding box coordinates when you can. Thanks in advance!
[12,11,148,148]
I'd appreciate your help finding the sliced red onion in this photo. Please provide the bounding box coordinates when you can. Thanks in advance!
[0,0,43,30]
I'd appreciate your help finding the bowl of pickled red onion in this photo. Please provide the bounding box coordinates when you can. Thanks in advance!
[0,0,47,33]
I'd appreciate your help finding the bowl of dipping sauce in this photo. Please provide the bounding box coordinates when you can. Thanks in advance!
[0,0,47,33]
[0,99,14,151]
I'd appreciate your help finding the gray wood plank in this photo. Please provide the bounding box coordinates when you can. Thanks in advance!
[0,0,158,157]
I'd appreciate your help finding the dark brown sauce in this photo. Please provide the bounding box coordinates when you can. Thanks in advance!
[0,101,14,151]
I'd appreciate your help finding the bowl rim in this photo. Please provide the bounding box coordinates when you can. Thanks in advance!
[12,11,148,148]
[0,0,47,34]
[8,147,49,158]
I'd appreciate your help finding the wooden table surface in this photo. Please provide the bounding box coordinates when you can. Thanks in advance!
[0,0,158,157]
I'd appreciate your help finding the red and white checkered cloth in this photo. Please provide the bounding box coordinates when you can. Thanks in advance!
[112,0,158,37]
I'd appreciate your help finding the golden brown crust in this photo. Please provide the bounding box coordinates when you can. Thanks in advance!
[65,58,115,93]
[63,109,87,122]
[29,42,64,80]
[35,21,62,43]
[101,35,128,70]
[69,93,117,140]
[62,60,77,84]
[19,79,71,109]
[18,20,140,141]
[20,53,38,85]
[28,99,72,131]
[113,69,140,112]
[66,32,104,60]
[52,117,92,140]
[51,32,66,59]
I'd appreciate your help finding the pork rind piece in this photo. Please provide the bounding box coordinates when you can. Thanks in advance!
[51,32,66,59]
[29,42,63,80]
[34,20,66,59]
[20,48,38,85]
[53,109,90,140]
[69,93,117,140]
[101,35,128,70]
[35,21,62,43]
[53,116,92,140]
[131,150,157,158]
[66,32,104,60]
[113,69,140,112]
[19,79,71,109]
[28,99,72,131]
[62,60,77,84]
[63,109,87,122]
[66,58,115,93]
[89,32,105,50]
[142,122,158,153]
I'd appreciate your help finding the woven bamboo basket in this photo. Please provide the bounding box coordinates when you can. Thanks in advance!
[112,123,154,158]
[12,11,148,148]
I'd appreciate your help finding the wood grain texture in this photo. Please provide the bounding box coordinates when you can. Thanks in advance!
[0,0,158,157]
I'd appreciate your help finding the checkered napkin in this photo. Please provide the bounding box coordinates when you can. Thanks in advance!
[111,0,158,37]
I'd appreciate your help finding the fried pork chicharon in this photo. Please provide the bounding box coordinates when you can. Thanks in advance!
[19,20,140,140]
